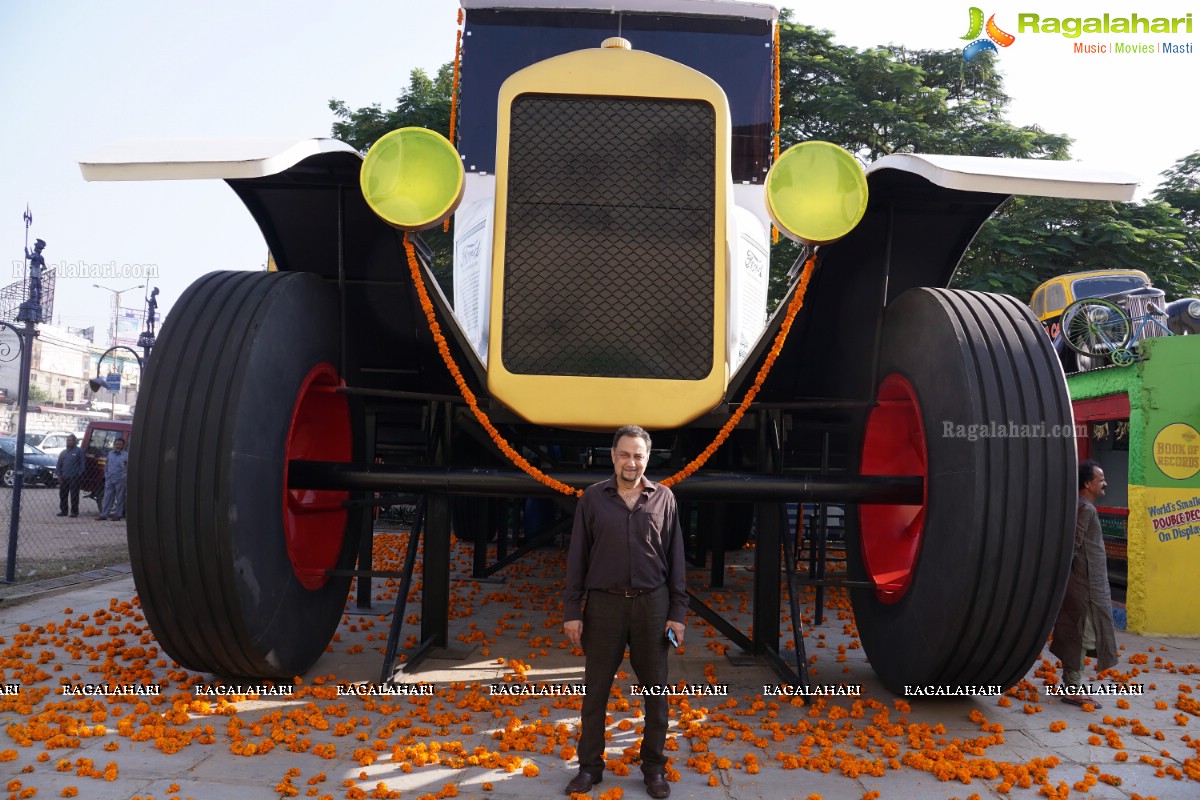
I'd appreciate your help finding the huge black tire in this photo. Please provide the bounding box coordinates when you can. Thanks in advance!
[129,271,362,679]
[847,288,1075,694]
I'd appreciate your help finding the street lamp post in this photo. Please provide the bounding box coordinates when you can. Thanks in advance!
[89,346,144,421]
[5,207,43,583]
[93,283,144,347]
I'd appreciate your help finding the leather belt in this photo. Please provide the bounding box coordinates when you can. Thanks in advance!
[603,587,655,597]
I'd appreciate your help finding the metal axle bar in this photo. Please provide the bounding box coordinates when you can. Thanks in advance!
[288,462,923,504]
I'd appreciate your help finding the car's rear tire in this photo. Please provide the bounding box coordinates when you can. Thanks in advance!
[129,271,362,679]
[847,288,1075,693]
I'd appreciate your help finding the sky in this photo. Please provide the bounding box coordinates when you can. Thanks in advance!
[1,0,1195,339]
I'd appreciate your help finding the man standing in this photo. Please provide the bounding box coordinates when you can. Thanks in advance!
[98,437,129,521]
[562,425,687,799]
[56,434,85,518]
[1051,459,1118,707]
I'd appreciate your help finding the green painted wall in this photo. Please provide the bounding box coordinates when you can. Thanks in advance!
[1069,335,1200,634]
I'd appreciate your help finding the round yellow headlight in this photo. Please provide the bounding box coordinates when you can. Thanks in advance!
[360,127,465,231]
[765,141,868,246]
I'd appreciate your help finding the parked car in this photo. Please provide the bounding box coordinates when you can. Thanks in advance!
[1031,269,1200,371]
[33,430,84,459]
[82,420,132,507]
[0,438,58,488]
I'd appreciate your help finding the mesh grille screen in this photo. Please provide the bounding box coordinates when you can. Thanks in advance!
[501,95,715,380]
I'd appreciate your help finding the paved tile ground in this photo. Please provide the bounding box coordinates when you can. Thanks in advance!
[1,525,1197,800]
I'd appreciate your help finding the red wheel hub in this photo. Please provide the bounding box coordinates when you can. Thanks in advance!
[859,373,928,603]
[283,363,351,590]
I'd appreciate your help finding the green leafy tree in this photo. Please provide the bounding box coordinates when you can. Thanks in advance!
[1150,152,1200,286]
[25,384,51,407]
[776,15,1070,163]
[770,12,1071,304]
[955,196,1200,299]
[1154,151,1200,227]
[329,66,454,152]
[330,67,456,291]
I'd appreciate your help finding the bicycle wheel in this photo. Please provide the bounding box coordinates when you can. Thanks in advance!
[1062,298,1131,357]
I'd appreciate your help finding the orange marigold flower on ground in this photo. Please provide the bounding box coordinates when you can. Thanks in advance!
[707,774,720,786]
[522,764,539,778]
[1049,721,1067,732]
[482,784,494,792]
[60,790,78,799]
[0,751,17,762]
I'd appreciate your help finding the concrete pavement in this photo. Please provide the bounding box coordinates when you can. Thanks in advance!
[1,527,1197,800]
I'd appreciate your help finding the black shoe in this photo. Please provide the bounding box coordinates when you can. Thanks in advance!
[57,512,68,517]
[644,774,670,799]
[97,516,107,521]
[565,771,602,795]
[69,513,78,518]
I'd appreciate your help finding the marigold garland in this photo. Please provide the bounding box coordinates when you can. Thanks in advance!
[403,234,581,497]
[444,9,464,234]
[771,22,782,245]
[403,236,815,497]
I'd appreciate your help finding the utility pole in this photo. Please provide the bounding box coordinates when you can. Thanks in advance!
[93,283,144,347]
[6,206,43,583]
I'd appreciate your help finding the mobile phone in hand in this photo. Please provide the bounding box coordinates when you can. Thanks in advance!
[665,628,680,649]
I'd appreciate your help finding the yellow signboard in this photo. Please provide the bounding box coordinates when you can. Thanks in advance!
[1152,423,1200,480]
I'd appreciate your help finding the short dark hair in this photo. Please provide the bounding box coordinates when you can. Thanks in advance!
[612,425,652,450]
[115,438,125,445]
[1079,459,1101,490]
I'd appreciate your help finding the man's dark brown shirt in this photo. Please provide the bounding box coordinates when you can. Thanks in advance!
[564,476,688,623]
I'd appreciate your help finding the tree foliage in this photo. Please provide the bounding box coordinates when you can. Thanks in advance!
[955,195,1200,299]
[329,66,454,153]
[777,17,1070,163]
[769,13,1075,304]
[26,384,51,406]
[1149,152,1200,287]
[330,66,456,289]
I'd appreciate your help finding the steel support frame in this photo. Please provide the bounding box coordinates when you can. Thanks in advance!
[298,424,918,685]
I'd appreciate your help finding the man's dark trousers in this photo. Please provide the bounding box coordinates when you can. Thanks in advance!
[59,476,81,515]
[578,585,670,778]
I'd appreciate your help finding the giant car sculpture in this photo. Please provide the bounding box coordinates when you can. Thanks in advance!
[81,0,1139,693]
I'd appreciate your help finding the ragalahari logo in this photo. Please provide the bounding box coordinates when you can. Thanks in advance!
[961,7,1016,61]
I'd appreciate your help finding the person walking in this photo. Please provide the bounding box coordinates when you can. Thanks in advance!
[562,425,687,799]
[1050,459,1118,707]
[56,434,85,518]
[98,437,129,521]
